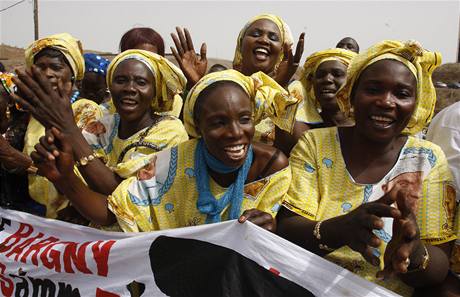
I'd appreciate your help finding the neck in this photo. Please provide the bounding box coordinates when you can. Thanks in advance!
[118,112,156,139]
[320,106,347,126]
[348,127,405,159]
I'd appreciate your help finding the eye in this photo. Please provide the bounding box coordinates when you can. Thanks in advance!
[136,78,148,86]
[365,85,381,95]
[396,89,413,99]
[332,69,346,77]
[249,29,261,37]
[268,33,280,42]
[51,64,64,71]
[113,77,127,84]
[239,116,252,124]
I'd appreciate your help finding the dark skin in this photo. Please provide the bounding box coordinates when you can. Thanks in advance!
[277,60,453,288]
[274,60,352,156]
[336,37,359,53]
[32,82,288,232]
[12,59,159,195]
[79,72,108,104]
[171,22,304,89]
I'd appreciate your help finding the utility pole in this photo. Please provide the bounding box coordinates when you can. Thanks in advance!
[33,0,38,40]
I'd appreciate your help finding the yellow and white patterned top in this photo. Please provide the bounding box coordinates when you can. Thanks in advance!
[82,111,189,179]
[283,127,457,297]
[24,99,103,218]
[108,139,290,232]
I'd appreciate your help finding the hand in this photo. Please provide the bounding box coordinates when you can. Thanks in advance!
[238,208,276,232]
[137,155,157,180]
[30,127,75,183]
[335,193,401,267]
[11,66,77,133]
[377,187,423,280]
[273,33,305,87]
[170,27,207,88]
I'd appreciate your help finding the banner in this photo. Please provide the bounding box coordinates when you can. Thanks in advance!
[0,207,400,297]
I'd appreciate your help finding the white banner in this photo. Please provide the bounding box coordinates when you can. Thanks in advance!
[0,207,400,297]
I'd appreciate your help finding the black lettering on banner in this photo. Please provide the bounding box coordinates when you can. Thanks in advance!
[0,218,11,232]
[29,277,56,297]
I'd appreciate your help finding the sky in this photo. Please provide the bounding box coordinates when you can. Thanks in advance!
[1,0,459,63]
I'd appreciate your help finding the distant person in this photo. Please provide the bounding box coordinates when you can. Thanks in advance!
[79,53,110,104]
[336,37,360,53]
[0,62,5,72]
[120,27,165,56]
[207,63,228,74]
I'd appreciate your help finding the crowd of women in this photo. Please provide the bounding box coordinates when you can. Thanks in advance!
[0,13,459,296]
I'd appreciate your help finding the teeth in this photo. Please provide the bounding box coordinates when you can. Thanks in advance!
[254,48,269,55]
[121,99,137,105]
[224,144,244,152]
[371,115,393,122]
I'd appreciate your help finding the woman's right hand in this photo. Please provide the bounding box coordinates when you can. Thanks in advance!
[170,27,207,88]
[331,194,401,267]
[11,66,77,134]
[30,127,75,183]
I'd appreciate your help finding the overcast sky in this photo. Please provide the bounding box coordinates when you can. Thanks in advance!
[1,0,459,62]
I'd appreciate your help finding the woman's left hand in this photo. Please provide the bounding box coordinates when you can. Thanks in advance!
[273,32,305,88]
[11,66,77,133]
[238,208,276,233]
[377,188,424,280]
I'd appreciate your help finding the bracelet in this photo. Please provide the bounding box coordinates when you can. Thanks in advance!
[407,244,430,273]
[313,220,335,252]
[75,152,98,167]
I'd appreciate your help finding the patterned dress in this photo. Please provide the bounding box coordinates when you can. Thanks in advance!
[283,127,457,297]
[108,139,290,232]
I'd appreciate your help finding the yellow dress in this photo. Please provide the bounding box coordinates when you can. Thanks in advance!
[83,112,189,179]
[283,127,457,297]
[24,99,103,218]
[108,139,290,232]
[288,80,324,125]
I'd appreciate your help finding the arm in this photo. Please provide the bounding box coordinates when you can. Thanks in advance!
[12,67,122,194]
[31,128,115,225]
[273,33,305,88]
[0,135,32,174]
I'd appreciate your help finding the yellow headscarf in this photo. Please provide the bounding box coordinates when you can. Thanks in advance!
[336,40,441,135]
[25,33,85,81]
[106,49,186,113]
[184,69,299,138]
[233,14,294,73]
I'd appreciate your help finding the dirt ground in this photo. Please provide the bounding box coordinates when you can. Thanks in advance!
[1,44,458,114]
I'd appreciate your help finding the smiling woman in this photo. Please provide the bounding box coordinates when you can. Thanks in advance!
[277,40,456,297]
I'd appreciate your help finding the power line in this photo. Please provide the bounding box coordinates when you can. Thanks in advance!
[0,0,26,13]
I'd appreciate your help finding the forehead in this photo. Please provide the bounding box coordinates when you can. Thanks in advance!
[113,59,153,78]
[200,83,251,114]
[358,59,416,86]
[317,60,347,71]
[34,54,66,65]
[245,19,281,35]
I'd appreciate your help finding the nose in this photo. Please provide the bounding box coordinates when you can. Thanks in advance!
[376,92,396,108]
[43,67,54,79]
[256,34,270,45]
[122,80,136,93]
[227,121,243,138]
[323,73,334,83]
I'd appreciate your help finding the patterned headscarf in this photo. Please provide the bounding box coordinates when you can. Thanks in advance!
[336,40,441,135]
[233,14,294,73]
[84,53,109,75]
[184,69,299,138]
[107,49,186,112]
[25,33,85,80]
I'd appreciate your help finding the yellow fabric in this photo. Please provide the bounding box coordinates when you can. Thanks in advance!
[290,49,356,124]
[24,99,102,218]
[83,114,189,179]
[156,94,183,118]
[108,139,290,232]
[452,201,460,276]
[25,33,85,80]
[183,69,299,138]
[233,14,293,73]
[283,127,457,296]
[107,49,186,113]
[336,40,442,135]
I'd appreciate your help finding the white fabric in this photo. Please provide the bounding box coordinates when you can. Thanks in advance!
[426,101,460,201]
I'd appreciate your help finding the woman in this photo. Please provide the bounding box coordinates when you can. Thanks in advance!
[14,50,189,201]
[79,53,110,104]
[275,48,356,155]
[0,33,101,219]
[171,14,304,142]
[277,40,456,296]
[31,69,299,232]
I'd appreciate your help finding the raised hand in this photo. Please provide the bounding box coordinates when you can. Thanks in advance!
[11,66,76,133]
[239,208,277,233]
[30,127,75,183]
[273,32,305,88]
[170,27,207,88]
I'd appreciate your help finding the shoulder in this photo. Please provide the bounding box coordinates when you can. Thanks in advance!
[429,101,460,131]
[405,136,449,169]
[252,142,288,178]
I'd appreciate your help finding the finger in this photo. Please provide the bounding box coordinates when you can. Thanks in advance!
[361,246,381,267]
[246,213,274,227]
[282,42,291,62]
[16,68,49,106]
[171,32,184,56]
[184,28,195,51]
[239,208,261,223]
[260,222,276,232]
[30,151,45,164]
[11,75,40,108]
[401,219,418,240]
[31,65,54,97]
[170,47,184,69]
[10,93,34,114]
[293,32,305,63]
[392,247,411,273]
[366,203,401,219]
[34,143,55,161]
[176,27,188,51]
[361,214,385,230]
[51,127,72,154]
[357,228,382,248]
[200,43,207,61]
[39,134,59,157]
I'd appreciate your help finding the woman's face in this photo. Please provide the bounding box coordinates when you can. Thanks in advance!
[110,59,155,123]
[197,83,255,168]
[240,19,283,75]
[34,55,73,94]
[313,60,347,111]
[80,72,108,104]
[352,59,417,143]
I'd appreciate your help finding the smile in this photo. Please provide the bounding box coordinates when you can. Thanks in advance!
[223,144,247,160]
[370,115,395,128]
[253,47,270,61]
